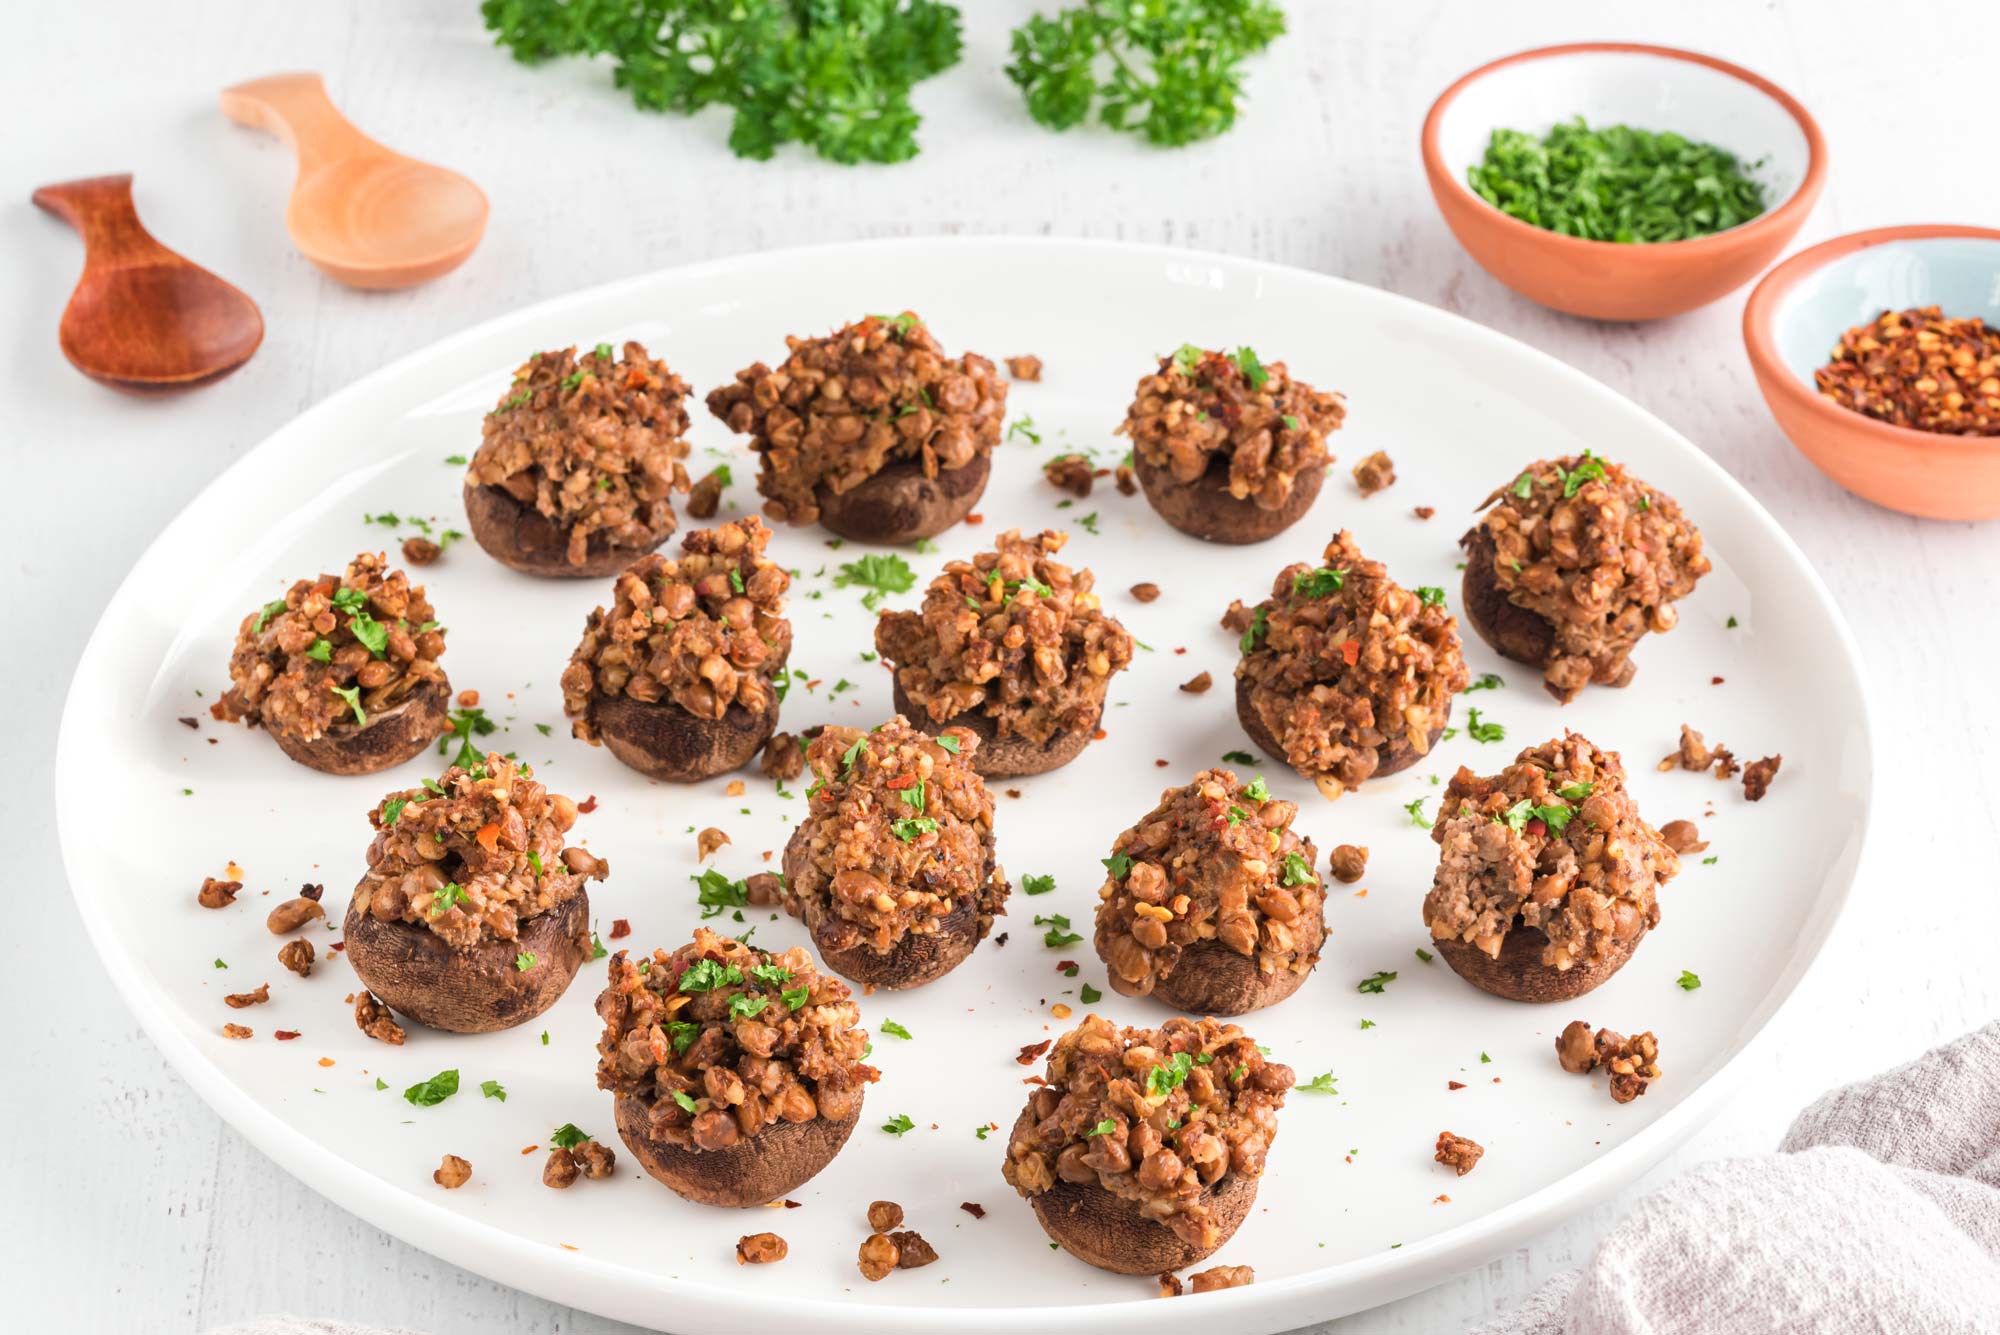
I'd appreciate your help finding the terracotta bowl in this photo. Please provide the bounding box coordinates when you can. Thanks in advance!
[1421,43,1826,322]
[1742,226,2000,520]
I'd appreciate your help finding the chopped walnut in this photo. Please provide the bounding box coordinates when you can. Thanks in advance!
[1555,1020,1662,1102]
[1434,1131,1484,1176]
[543,1147,581,1189]
[1743,755,1782,802]
[1556,1019,1598,1073]
[858,1232,899,1281]
[266,897,324,934]
[434,1154,471,1189]
[1660,724,1711,772]
[222,1023,253,1039]
[1130,582,1160,603]
[1352,450,1396,496]
[1044,453,1094,498]
[744,871,784,906]
[277,939,315,977]
[1658,820,1708,855]
[697,826,731,860]
[574,1140,617,1179]
[1006,354,1043,382]
[1189,1265,1255,1293]
[889,1229,938,1268]
[1180,671,1213,694]
[686,466,728,520]
[298,882,325,902]
[1114,462,1137,495]
[1329,844,1369,883]
[224,984,270,1009]
[401,536,441,566]
[198,877,241,909]
[736,1232,788,1264]
[354,990,406,1046]
[1219,599,1255,634]
[1711,746,1740,780]
[867,1200,904,1232]
[761,732,805,781]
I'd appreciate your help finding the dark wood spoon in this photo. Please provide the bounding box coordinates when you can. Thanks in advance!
[31,174,263,391]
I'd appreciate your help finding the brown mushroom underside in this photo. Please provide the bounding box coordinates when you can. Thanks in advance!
[614,1094,860,1207]
[890,679,1095,779]
[814,452,990,546]
[268,678,452,776]
[462,479,672,579]
[341,885,591,1033]
[1434,923,1646,1004]
[589,690,781,783]
[1008,1107,1258,1274]
[1133,451,1324,545]
[780,824,986,990]
[1459,528,1636,699]
[1141,910,1327,1017]
[1234,676,1447,788]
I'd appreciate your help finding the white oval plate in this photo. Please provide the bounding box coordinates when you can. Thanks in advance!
[57,238,1871,1334]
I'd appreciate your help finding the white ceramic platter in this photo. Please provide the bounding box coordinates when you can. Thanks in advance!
[57,239,1872,1334]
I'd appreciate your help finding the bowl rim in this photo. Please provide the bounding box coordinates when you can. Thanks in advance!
[1421,41,1828,257]
[1742,224,2000,454]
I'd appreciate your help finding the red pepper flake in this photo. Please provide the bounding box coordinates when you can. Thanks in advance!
[1155,758,1169,767]
[960,1202,987,1219]
[1055,960,1078,974]
[1016,1039,1053,1065]
[274,1030,302,1041]
[804,678,822,691]
[1712,676,1725,685]
[1091,727,1107,741]
[520,1145,539,1155]
[329,941,345,953]
[178,716,199,730]
[1340,640,1361,666]
[610,918,632,939]
[576,794,599,813]
[885,773,918,790]
[783,1198,802,1208]
[1004,789,1022,800]
[1433,1193,1452,1205]
[1447,1080,1466,1090]
[965,513,985,525]
[1173,646,1187,655]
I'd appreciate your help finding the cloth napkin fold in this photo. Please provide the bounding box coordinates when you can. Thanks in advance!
[1475,1021,2000,1335]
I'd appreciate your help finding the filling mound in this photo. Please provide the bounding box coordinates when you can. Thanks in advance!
[469,341,693,566]
[360,753,605,949]
[1002,1014,1292,1251]
[1095,768,1324,997]
[562,517,791,732]
[1424,732,1676,970]
[874,528,1134,745]
[783,716,1008,954]
[1233,530,1468,797]
[705,312,1008,526]
[594,927,879,1151]
[1466,452,1709,701]
[1119,344,1345,510]
[215,551,447,743]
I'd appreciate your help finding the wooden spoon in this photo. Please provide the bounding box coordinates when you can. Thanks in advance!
[220,73,488,290]
[31,174,264,391]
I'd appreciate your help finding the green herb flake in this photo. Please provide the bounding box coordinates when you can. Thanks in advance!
[403,1069,460,1107]
[1079,982,1102,1003]
[1022,873,1057,895]
[1465,708,1505,743]
[1296,1072,1338,1094]
[1357,970,1397,994]
[881,1113,916,1137]
[880,1020,913,1040]
[1677,970,1703,991]
[833,553,917,609]
[480,1079,507,1102]
[1403,797,1432,829]
[1035,913,1083,948]
[515,952,537,971]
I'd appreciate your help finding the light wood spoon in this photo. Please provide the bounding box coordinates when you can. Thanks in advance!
[31,174,264,391]
[220,73,488,290]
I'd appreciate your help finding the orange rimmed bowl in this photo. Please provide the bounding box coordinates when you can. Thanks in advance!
[1743,225,2000,520]
[1422,43,1827,322]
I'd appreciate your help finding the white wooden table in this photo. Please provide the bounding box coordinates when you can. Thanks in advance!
[4,2,1995,1330]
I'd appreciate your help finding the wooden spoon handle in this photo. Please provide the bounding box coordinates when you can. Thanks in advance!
[31,174,173,269]
[219,72,381,178]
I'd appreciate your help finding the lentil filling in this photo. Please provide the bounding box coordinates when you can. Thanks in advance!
[1002,1014,1292,1250]
[785,717,1008,954]
[561,517,792,735]
[595,927,879,1151]
[1424,732,1676,971]
[215,552,446,742]
[874,529,1134,745]
[1235,530,1469,797]
[1466,453,1709,702]
[1095,769,1324,997]
[360,753,605,950]
[1119,345,1345,509]
[469,342,693,567]
[706,313,1008,526]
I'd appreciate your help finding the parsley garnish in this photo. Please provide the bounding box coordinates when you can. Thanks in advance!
[691,869,749,918]
[1035,913,1083,947]
[1465,708,1505,743]
[1080,982,1102,1003]
[429,882,466,917]
[677,958,744,993]
[1146,1052,1195,1096]
[439,706,497,768]
[1677,970,1702,991]
[403,1069,460,1107]
[1221,750,1257,765]
[515,952,537,971]
[480,1079,507,1102]
[1022,873,1057,895]
[305,638,332,663]
[329,682,366,726]
[1556,451,1608,498]
[833,553,917,609]
[1291,567,1346,598]
[729,992,770,1019]
[1085,1117,1117,1137]
[1239,605,1269,653]
[891,816,938,842]
[251,598,289,634]
[1464,672,1503,693]
[1231,346,1269,388]
[668,1020,700,1053]
[1403,797,1432,829]
[1295,1072,1338,1094]
[880,1020,912,1039]
[881,1113,915,1137]
[672,1089,699,1113]
[1356,970,1397,994]
[749,962,792,987]
[1281,852,1316,886]
[550,1123,592,1149]
[1415,586,1446,607]
[381,798,408,826]
[1243,775,1270,802]
[1102,853,1133,880]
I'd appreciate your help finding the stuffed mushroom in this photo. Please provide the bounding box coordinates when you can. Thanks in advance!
[464,342,692,577]
[344,753,607,1032]
[706,312,1007,544]
[875,529,1133,778]
[1002,1014,1290,1274]
[1423,732,1678,1003]
[595,927,879,1207]
[1231,530,1469,799]
[561,517,790,782]
[1094,769,1326,1016]
[213,552,450,775]
[1461,453,1709,702]
[780,716,1009,989]
[1118,344,1345,544]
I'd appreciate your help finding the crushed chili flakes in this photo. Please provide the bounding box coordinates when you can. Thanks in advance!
[1017,1039,1053,1065]
[960,1201,986,1218]
[1814,306,2000,436]
[609,918,631,939]
[274,1030,301,1041]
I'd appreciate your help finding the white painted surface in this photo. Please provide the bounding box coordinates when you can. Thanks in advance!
[2,3,1994,1333]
